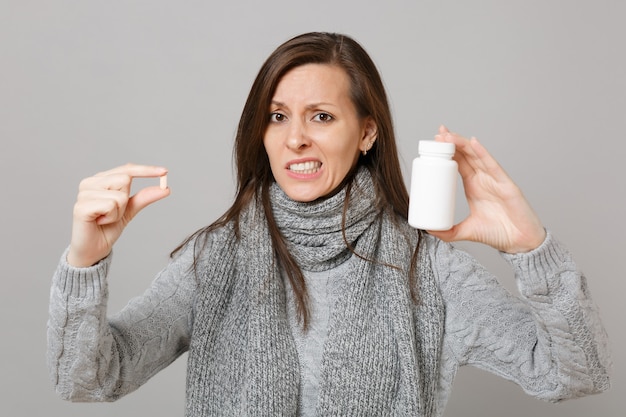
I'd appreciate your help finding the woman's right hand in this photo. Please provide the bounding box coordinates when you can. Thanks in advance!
[67,164,170,267]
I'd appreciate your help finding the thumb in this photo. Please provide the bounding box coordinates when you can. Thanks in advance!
[427,223,462,243]
[124,186,171,222]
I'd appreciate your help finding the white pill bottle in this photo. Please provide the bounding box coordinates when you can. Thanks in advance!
[408,140,458,230]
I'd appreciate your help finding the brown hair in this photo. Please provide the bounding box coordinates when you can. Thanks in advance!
[175,32,419,329]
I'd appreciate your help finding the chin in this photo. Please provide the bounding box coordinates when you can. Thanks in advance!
[285,191,321,203]
[278,183,325,202]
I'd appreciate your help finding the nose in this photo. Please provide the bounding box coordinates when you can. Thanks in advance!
[285,119,311,151]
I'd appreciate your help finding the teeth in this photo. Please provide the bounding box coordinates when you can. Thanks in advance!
[288,161,321,174]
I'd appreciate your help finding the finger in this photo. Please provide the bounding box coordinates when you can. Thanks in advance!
[76,188,129,205]
[94,163,168,179]
[434,125,450,142]
[441,134,504,183]
[79,173,133,193]
[452,136,512,185]
[74,196,124,225]
[468,137,512,183]
[436,133,477,179]
[75,189,129,220]
[81,165,168,199]
[426,222,465,243]
[124,185,171,222]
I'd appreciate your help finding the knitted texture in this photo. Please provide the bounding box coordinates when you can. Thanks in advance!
[47,170,611,416]
[285,265,346,415]
[185,168,444,415]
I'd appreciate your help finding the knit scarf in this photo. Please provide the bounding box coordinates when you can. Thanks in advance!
[186,168,445,416]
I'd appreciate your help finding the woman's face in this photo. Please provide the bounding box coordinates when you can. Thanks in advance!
[263,64,377,202]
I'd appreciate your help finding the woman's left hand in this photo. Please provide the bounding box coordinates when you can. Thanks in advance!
[427,125,546,253]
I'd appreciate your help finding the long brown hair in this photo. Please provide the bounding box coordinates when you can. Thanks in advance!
[175,32,419,329]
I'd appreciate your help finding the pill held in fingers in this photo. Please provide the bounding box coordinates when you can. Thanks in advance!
[159,174,168,190]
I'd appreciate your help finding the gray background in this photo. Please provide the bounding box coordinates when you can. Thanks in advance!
[1,0,624,416]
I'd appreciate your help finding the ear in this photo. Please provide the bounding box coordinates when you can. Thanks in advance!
[359,117,378,154]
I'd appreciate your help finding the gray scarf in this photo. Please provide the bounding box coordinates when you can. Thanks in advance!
[186,168,445,416]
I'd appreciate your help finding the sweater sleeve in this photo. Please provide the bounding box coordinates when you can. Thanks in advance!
[46,242,199,402]
[432,231,611,402]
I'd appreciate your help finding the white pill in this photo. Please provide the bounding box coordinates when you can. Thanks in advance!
[159,174,168,190]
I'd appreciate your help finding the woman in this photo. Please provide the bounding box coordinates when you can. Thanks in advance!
[47,32,610,416]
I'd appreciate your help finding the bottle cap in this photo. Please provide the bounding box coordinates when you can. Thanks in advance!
[418,140,455,156]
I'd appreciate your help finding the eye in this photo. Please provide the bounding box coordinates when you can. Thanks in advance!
[313,112,333,123]
[269,112,286,123]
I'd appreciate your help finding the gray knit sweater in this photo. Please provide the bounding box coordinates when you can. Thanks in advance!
[47,232,610,415]
[47,174,611,415]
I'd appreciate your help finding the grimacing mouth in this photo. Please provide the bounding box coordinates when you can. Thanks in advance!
[288,161,322,174]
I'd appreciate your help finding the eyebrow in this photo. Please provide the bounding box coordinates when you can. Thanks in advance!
[270,100,337,110]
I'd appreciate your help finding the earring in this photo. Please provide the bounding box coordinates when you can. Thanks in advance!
[362,141,374,156]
